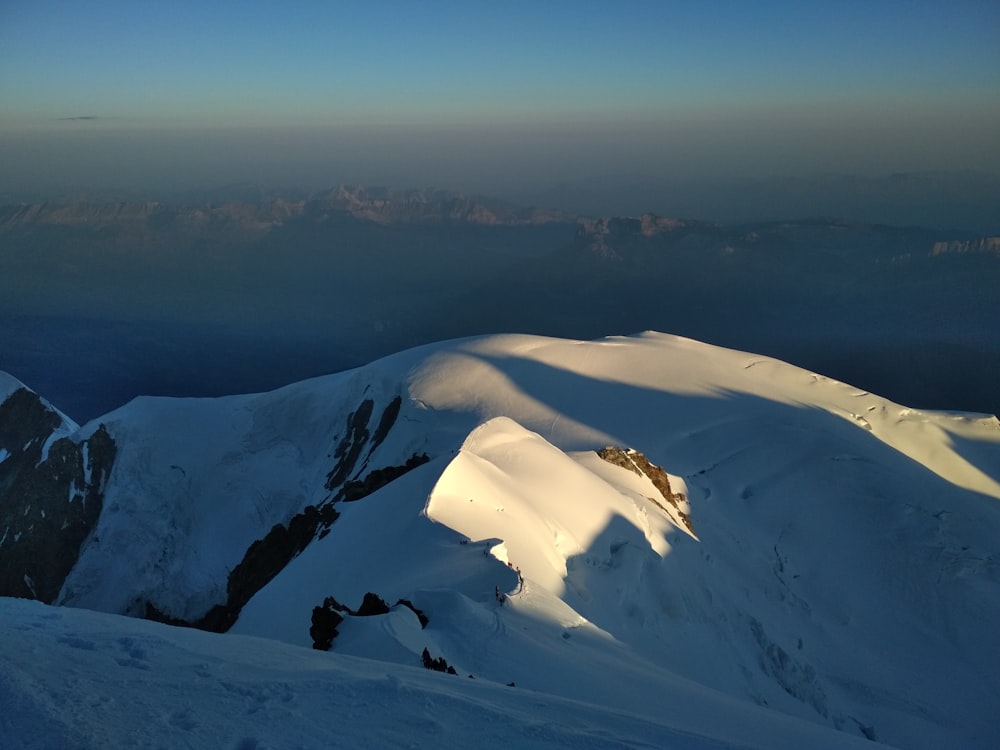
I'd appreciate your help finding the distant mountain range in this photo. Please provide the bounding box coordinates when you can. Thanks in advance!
[3,182,994,250]
[521,170,1000,235]
[3,170,999,233]
[0,185,572,233]
[0,185,997,423]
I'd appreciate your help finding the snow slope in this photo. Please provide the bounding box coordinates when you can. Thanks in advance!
[1,597,883,750]
[3,331,999,748]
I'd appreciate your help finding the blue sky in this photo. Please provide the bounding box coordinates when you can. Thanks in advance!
[1,0,998,192]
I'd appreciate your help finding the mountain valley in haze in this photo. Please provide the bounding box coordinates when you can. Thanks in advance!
[2,180,998,423]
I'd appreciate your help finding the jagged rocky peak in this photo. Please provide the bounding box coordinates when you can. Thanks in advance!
[0,385,66,449]
[597,446,695,536]
[316,184,571,225]
[0,386,116,602]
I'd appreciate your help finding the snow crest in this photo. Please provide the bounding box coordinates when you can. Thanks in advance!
[3,332,999,748]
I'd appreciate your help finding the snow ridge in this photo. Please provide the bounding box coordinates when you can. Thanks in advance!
[1,331,999,749]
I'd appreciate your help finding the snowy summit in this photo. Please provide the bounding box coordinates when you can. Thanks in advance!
[1,332,998,749]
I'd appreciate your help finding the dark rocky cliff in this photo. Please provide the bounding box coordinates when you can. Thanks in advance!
[0,388,115,601]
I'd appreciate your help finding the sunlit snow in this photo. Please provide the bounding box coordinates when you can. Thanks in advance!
[2,332,999,749]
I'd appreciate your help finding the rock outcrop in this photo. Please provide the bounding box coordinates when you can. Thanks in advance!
[148,393,427,633]
[597,446,694,535]
[0,388,115,602]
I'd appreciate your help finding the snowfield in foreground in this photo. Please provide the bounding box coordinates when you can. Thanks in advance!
[2,331,999,749]
[2,597,880,750]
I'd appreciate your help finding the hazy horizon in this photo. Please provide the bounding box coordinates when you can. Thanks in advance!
[2,1,998,198]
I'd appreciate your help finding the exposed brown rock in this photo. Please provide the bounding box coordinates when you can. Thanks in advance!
[597,446,694,535]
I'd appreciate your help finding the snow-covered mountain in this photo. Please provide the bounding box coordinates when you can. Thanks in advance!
[2,332,999,748]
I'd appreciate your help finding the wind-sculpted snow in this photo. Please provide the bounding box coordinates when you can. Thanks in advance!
[1,331,999,748]
[237,333,1000,748]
